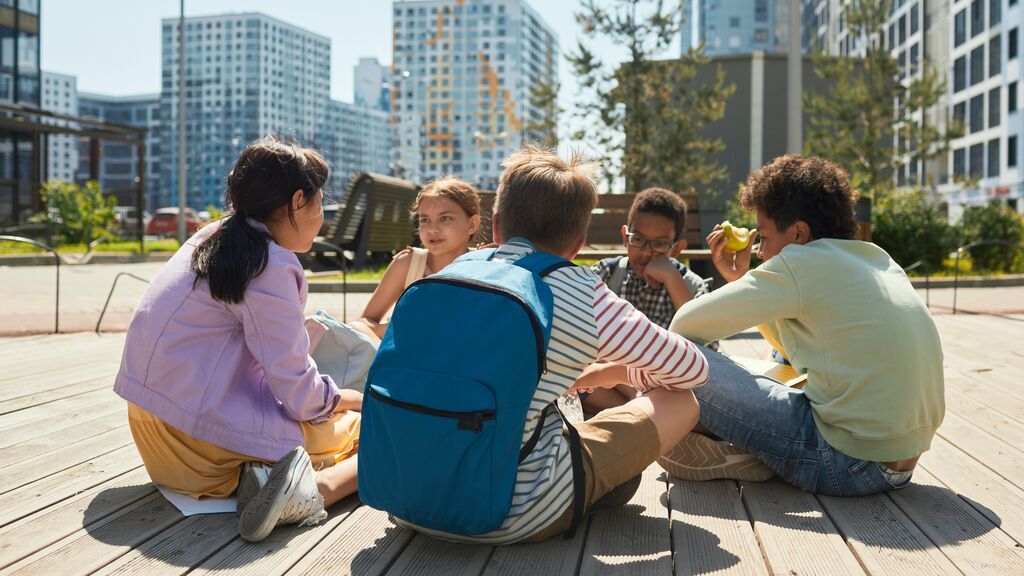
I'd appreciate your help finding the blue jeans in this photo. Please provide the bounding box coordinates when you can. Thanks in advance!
[694,346,913,496]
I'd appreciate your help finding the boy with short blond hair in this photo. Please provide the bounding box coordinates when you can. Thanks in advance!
[384,145,709,544]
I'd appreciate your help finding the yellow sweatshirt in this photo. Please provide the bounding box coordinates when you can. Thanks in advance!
[670,239,944,462]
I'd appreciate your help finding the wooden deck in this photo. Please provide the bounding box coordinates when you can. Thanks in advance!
[1,315,1023,575]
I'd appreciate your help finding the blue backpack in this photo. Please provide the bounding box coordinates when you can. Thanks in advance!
[358,249,577,535]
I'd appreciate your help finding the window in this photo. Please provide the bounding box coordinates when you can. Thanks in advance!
[755,29,768,43]
[954,101,966,127]
[954,148,966,177]
[988,139,1000,177]
[970,45,985,85]
[899,15,907,44]
[970,94,984,133]
[1011,82,1019,113]
[990,35,1001,76]
[910,3,919,34]
[1011,28,1019,59]
[730,17,740,28]
[1010,136,1019,167]
[990,0,1001,26]
[955,10,966,46]
[954,56,966,91]
[755,0,769,22]
[970,0,984,37]
[970,143,985,177]
[990,88,1001,127]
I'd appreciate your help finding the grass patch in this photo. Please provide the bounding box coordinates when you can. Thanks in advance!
[0,238,179,254]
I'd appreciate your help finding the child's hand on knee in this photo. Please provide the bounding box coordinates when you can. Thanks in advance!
[571,362,627,393]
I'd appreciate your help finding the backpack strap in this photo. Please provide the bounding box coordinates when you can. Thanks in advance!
[554,401,586,540]
[606,256,629,296]
[457,247,498,263]
[514,251,575,277]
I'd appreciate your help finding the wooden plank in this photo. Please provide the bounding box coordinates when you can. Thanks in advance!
[944,387,1024,444]
[945,370,1024,423]
[0,376,115,416]
[382,535,492,576]
[935,411,1024,491]
[888,467,1024,575]
[741,480,866,575]
[0,388,116,433]
[0,468,153,570]
[919,435,1024,546]
[285,504,414,576]
[817,493,961,576]
[0,426,134,494]
[0,360,119,397]
[668,479,767,575]
[481,518,590,576]
[0,444,142,527]
[192,498,360,575]
[579,464,672,576]
[0,403,126,468]
[1,492,183,576]
[0,396,122,449]
[94,513,238,576]
[0,341,120,382]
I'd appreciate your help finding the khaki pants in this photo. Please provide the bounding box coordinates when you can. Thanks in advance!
[127,403,360,498]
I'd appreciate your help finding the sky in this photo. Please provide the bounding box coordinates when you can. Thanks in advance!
[41,0,636,115]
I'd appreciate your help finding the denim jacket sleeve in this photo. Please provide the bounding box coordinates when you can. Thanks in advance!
[234,249,341,423]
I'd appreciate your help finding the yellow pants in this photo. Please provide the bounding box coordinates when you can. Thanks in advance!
[127,403,360,498]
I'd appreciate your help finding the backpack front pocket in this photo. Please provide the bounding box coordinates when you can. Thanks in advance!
[358,365,511,535]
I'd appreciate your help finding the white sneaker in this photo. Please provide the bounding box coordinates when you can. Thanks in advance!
[236,461,271,515]
[657,433,775,482]
[238,446,327,542]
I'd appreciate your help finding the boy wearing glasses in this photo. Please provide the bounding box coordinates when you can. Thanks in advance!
[585,188,708,415]
[591,188,707,330]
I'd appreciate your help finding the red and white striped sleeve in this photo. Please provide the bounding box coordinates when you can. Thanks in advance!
[593,280,708,392]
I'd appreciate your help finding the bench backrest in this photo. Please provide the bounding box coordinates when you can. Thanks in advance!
[475,192,702,248]
[322,173,420,263]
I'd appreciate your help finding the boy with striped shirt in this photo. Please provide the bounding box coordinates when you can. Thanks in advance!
[407,146,708,544]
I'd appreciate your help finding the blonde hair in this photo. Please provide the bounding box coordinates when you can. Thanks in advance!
[411,176,481,218]
[495,145,599,253]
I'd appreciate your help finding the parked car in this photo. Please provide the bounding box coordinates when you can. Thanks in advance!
[145,207,201,238]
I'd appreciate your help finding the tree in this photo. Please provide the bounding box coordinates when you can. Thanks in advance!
[568,0,733,198]
[523,77,561,148]
[804,0,961,200]
[32,180,117,245]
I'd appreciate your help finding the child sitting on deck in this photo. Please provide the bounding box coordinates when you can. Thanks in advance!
[349,177,481,343]
[114,137,361,543]
[663,154,945,495]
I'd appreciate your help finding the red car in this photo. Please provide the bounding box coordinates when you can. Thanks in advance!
[145,207,201,237]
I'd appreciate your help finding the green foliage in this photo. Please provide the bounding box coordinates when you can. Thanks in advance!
[872,189,953,269]
[31,180,117,245]
[804,0,961,200]
[957,203,1024,272]
[206,204,225,221]
[523,77,561,148]
[567,0,734,200]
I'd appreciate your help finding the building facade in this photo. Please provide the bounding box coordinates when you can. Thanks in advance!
[40,71,78,184]
[354,57,391,112]
[0,0,41,226]
[77,93,162,210]
[322,99,391,200]
[391,0,558,189]
[159,12,331,209]
[682,0,791,56]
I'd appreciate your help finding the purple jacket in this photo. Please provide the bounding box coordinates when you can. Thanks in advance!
[114,220,341,460]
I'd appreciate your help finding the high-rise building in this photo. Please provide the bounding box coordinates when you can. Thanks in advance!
[77,93,162,210]
[354,57,391,112]
[804,0,1021,215]
[0,0,41,226]
[322,99,391,200]
[40,71,78,184]
[682,0,790,56]
[391,0,558,189]
[159,12,331,209]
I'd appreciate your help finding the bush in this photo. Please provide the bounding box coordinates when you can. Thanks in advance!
[872,189,953,269]
[956,203,1024,272]
[30,180,117,245]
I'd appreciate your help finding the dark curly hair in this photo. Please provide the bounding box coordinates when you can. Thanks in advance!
[741,155,856,240]
[628,187,689,242]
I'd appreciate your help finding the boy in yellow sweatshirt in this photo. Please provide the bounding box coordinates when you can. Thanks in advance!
[666,155,944,495]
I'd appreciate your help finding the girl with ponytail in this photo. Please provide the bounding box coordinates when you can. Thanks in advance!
[115,137,360,543]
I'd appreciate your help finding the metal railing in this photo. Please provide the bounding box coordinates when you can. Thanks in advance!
[902,260,931,308]
[0,235,60,333]
[95,272,151,333]
[952,240,1024,314]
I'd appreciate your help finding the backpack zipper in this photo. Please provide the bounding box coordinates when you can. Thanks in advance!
[367,386,496,432]
[411,277,548,379]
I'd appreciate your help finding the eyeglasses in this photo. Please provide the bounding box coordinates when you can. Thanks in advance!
[625,232,675,254]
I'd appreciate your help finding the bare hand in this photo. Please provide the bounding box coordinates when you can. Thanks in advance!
[641,254,676,288]
[708,225,758,283]
[571,362,625,393]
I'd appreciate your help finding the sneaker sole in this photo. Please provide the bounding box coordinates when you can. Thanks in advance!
[238,448,306,542]
[657,435,775,482]
[235,465,264,516]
